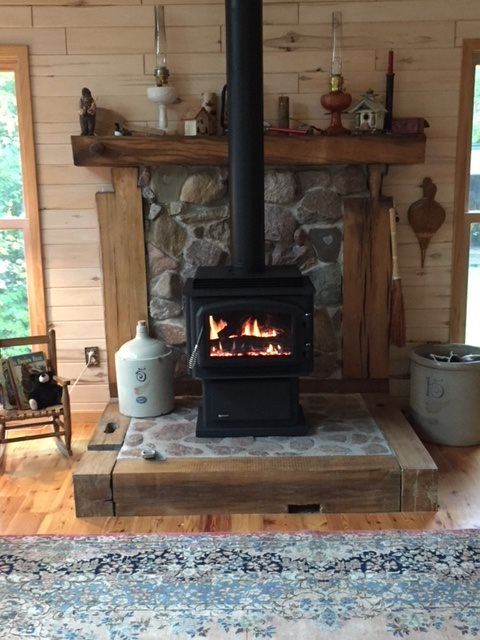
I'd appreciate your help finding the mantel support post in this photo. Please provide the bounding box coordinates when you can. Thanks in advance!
[342,193,392,379]
[96,167,148,397]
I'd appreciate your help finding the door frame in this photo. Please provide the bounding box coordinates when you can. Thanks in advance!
[450,39,480,342]
[0,45,46,335]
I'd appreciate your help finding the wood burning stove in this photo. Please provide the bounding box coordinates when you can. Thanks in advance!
[184,0,314,437]
[185,267,314,436]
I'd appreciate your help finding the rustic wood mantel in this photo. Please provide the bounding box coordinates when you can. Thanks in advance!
[71,133,426,168]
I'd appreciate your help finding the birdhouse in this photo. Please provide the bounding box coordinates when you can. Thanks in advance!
[183,107,216,137]
[349,90,387,132]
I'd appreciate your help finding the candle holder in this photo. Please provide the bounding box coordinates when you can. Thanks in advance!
[321,12,351,136]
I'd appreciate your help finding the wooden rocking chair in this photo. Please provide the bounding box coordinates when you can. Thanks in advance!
[0,329,72,464]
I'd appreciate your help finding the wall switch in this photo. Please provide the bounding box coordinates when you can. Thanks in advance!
[84,346,100,367]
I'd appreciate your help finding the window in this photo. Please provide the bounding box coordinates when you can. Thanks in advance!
[0,46,46,341]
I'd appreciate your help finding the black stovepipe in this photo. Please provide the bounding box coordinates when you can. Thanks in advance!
[225,0,265,273]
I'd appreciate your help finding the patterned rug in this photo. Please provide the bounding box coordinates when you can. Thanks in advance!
[0,531,479,639]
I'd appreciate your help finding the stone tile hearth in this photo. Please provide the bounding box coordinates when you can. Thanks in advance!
[118,394,393,460]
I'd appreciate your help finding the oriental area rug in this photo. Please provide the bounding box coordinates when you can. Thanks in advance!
[0,531,479,639]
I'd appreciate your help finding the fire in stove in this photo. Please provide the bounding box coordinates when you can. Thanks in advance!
[209,314,292,358]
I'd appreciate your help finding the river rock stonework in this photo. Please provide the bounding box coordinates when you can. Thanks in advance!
[143,165,368,379]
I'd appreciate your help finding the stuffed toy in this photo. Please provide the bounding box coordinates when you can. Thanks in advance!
[28,371,62,411]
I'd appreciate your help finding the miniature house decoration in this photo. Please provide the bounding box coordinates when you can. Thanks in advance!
[349,90,387,132]
[184,107,213,136]
[184,93,217,136]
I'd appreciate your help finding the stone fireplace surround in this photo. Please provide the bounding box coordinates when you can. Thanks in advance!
[142,164,368,381]
[71,133,426,396]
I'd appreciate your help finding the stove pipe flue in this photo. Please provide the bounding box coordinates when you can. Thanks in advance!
[226,0,265,273]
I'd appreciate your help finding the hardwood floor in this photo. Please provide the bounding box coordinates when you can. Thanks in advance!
[0,417,479,535]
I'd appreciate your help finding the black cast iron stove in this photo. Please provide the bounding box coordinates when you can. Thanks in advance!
[184,0,314,437]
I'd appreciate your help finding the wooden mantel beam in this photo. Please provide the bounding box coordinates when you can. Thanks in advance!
[71,133,426,168]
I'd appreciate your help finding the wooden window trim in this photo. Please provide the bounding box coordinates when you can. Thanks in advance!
[451,40,480,341]
[0,45,46,336]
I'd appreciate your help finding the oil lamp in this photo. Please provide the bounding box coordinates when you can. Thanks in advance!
[320,12,352,135]
[147,5,176,132]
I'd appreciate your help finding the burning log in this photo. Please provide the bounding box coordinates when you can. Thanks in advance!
[210,337,291,358]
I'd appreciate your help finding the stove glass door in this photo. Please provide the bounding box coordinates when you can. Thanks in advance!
[208,310,292,359]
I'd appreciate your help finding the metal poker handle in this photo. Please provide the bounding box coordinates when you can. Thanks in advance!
[188,324,204,370]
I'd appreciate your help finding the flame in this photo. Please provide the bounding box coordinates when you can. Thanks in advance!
[208,315,290,358]
[209,316,228,340]
[240,317,279,338]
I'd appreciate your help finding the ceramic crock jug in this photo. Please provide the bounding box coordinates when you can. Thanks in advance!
[115,320,174,418]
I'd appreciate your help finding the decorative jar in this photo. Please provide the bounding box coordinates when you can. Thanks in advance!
[115,320,174,418]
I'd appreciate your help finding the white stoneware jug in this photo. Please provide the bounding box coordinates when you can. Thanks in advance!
[115,320,174,418]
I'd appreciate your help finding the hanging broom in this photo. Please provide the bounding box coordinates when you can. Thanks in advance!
[389,206,406,347]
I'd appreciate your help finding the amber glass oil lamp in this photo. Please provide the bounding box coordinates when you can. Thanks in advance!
[321,12,352,135]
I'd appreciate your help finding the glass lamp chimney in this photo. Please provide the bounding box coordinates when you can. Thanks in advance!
[154,5,169,86]
[331,12,343,77]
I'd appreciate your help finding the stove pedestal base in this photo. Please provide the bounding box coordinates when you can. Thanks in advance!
[197,377,309,438]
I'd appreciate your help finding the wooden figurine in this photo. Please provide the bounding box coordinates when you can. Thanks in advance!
[78,87,96,136]
[407,177,446,267]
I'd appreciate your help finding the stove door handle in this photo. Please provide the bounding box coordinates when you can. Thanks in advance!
[304,342,313,359]
[304,312,313,333]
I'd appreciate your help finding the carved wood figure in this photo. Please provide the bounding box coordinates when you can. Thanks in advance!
[79,87,96,136]
[407,177,446,267]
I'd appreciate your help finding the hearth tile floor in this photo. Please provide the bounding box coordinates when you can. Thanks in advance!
[118,393,393,460]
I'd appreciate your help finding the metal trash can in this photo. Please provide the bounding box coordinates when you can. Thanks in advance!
[115,320,174,418]
[409,343,480,446]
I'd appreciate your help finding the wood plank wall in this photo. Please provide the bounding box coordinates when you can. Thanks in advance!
[0,0,472,409]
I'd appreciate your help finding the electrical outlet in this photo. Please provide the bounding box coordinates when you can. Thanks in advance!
[84,346,100,367]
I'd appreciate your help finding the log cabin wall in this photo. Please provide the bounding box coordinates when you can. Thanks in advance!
[1,0,471,410]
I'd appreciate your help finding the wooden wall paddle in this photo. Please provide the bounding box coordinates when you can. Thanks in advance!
[407,177,446,267]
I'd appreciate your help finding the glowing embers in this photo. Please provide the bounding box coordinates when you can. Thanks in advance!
[209,314,292,358]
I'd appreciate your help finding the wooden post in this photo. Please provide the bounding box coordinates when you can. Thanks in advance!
[342,196,391,379]
[62,384,72,454]
[48,328,58,373]
[96,168,148,397]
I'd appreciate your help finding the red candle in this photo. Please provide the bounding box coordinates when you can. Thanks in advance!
[387,50,394,75]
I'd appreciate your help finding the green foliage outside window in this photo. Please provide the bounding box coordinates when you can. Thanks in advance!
[0,72,24,219]
[472,67,480,145]
[0,230,29,340]
[0,71,30,344]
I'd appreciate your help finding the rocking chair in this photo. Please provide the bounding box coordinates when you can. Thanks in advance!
[0,329,72,463]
